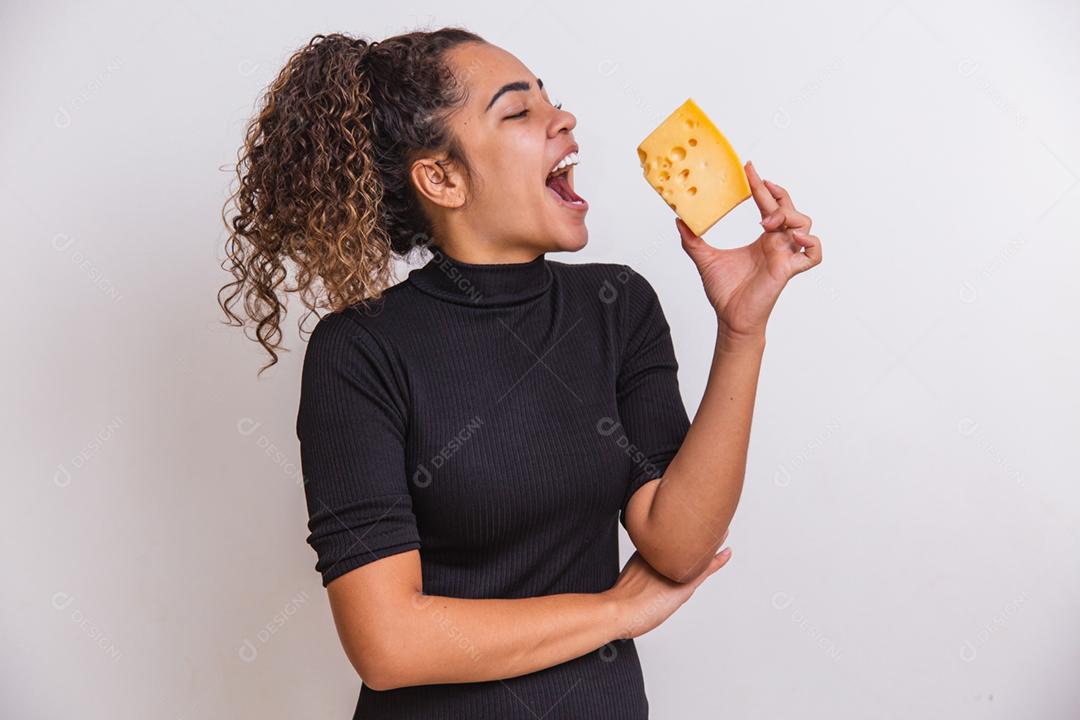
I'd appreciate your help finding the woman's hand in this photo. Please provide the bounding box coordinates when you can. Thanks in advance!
[675,160,822,338]
[604,529,732,640]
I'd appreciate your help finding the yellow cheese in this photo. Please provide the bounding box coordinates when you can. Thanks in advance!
[636,98,751,236]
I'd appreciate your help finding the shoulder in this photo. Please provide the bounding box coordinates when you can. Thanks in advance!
[548,257,665,314]
[547,259,657,305]
[303,274,422,354]
[305,305,376,352]
[548,259,668,352]
[609,264,672,355]
[553,260,664,313]
[301,302,405,383]
[297,305,411,435]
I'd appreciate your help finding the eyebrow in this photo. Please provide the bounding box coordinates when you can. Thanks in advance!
[485,77,544,113]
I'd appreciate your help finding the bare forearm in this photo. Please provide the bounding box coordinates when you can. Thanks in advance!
[370,590,621,690]
[642,322,765,580]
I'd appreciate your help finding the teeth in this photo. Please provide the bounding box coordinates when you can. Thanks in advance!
[548,151,579,177]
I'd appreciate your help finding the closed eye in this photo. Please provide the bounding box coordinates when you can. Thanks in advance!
[505,101,564,120]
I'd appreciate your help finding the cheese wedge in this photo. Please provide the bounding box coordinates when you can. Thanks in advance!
[636,98,751,236]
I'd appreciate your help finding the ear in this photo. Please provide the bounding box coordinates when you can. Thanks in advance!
[410,156,467,210]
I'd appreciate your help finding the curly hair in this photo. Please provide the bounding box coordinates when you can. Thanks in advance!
[218,27,486,375]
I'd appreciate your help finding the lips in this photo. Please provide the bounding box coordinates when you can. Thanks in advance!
[545,143,580,181]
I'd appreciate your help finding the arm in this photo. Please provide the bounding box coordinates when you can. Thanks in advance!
[327,550,622,691]
[624,160,821,582]
[623,322,764,582]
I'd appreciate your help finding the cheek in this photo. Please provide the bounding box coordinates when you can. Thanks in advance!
[487,138,546,201]
[492,165,543,206]
[472,142,546,209]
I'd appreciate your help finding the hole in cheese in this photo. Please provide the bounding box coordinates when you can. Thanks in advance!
[678,169,690,182]
[689,138,697,146]
[688,186,697,195]
[670,146,686,162]
[659,171,670,181]
[637,148,648,165]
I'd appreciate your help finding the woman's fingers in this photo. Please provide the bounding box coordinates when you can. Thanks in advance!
[789,229,823,274]
[680,539,734,594]
[762,178,795,212]
[762,178,812,232]
[745,160,779,219]
[746,163,815,238]
[705,531,733,575]
[709,547,733,574]
[744,163,822,276]
[676,217,706,248]
[675,218,719,269]
[760,204,811,233]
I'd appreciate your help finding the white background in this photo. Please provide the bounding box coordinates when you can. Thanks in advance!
[3,0,1078,717]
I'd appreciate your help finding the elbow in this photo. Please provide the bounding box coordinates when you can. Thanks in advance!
[350,641,411,692]
[361,670,399,693]
[345,643,388,691]
[656,557,709,584]
[645,545,719,584]
[326,555,427,691]
[341,618,419,691]
[331,582,428,691]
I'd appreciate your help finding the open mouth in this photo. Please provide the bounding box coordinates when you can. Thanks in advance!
[545,166,588,211]
[545,148,588,212]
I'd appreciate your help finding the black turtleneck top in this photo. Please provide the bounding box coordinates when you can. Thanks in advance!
[295,245,691,720]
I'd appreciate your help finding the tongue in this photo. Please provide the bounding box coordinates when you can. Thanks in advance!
[546,172,582,203]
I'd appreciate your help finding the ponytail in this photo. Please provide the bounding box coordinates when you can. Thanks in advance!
[219,28,485,375]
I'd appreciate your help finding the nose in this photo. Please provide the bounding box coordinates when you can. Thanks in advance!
[548,105,576,138]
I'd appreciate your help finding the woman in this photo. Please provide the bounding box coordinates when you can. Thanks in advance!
[219,28,821,720]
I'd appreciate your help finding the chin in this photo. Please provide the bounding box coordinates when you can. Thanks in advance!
[540,194,589,254]
[560,224,589,253]
[540,220,588,255]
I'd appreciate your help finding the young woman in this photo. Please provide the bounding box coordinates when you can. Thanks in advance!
[219,28,821,720]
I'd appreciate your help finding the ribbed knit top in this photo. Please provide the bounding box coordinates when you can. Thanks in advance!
[295,244,691,719]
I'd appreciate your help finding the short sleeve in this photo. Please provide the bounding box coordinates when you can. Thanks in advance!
[616,266,691,530]
[296,310,421,587]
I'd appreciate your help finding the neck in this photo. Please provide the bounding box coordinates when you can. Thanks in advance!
[430,213,548,264]
[434,241,544,264]
[408,243,553,307]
